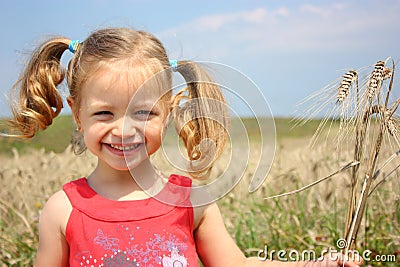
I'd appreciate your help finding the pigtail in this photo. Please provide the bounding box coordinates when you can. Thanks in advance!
[171,60,230,179]
[8,37,70,138]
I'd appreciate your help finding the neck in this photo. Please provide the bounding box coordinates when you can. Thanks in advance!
[87,158,165,201]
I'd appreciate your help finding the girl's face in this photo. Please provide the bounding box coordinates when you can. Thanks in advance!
[72,63,169,171]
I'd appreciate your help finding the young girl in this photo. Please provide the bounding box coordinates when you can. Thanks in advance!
[7,27,362,267]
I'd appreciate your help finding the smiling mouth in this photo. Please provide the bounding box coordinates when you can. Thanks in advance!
[108,143,141,151]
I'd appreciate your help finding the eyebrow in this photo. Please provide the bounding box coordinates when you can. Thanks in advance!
[83,102,114,111]
[82,98,163,111]
[131,99,163,108]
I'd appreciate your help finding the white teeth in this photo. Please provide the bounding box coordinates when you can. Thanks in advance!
[110,144,139,151]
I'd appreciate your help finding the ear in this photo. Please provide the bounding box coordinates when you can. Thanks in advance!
[67,96,82,131]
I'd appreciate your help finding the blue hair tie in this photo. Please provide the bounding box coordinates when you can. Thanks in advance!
[68,40,81,53]
[169,59,178,71]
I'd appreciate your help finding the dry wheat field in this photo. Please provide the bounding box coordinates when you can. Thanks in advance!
[0,133,399,266]
[2,57,400,265]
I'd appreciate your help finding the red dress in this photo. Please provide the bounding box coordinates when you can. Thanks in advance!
[63,174,199,267]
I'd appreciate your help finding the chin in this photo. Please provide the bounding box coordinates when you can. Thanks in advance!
[111,160,145,172]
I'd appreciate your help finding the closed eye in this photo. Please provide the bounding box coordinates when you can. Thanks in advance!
[135,110,152,115]
[93,111,113,120]
[134,110,157,120]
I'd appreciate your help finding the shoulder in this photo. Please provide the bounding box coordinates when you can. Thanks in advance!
[192,201,247,266]
[62,177,87,191]
[171,174,218,230]
[193,201,221,231]
[40,189,72,234]
[169,174,192,187]
[35,189,72,266]
[189,184,215,229]
[44,189,72,211]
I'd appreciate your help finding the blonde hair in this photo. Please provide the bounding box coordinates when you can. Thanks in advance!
[7,27,229,179]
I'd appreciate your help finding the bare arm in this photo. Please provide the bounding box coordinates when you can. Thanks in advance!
[194,203,361,267]
[34,190,71,267]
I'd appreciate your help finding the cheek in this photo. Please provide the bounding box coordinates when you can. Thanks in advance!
[82,123,107,144]
[146,139,162,156]
[144,123,164,155]
[82,130,98,151]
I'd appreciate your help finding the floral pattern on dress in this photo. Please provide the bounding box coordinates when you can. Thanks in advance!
[103,250,139,267]
[77,227,191,267]
[162,247,188,267]
[94,229,120,252]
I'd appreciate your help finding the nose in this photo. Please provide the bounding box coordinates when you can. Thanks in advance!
[111,116,137,139]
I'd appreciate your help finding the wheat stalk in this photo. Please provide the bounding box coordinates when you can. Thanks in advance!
[337,70,358,103]
[286,58,399,250]
[344,59,396,249]
[264,161,359,200]
[0,198,34,238]
[292,68,361,152]
[366,60,386,101]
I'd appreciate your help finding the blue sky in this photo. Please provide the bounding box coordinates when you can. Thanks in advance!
[1,0,399,117]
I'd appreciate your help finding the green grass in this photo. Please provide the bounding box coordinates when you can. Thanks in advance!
[218,193,399,265]
[0,115,75,155]
[0,115,398,266]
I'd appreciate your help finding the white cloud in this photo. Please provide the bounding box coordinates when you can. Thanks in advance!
[157,1,400,116]
[299,3,345,17]
[188,8,269,32]
[159,1,400,59]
